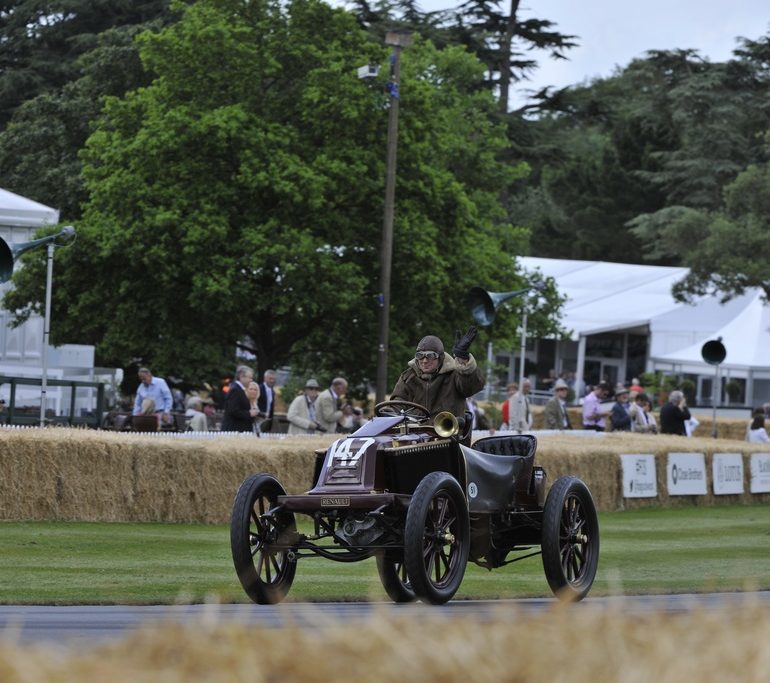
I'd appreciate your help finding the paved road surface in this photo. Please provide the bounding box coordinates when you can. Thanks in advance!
[1,592,768,649]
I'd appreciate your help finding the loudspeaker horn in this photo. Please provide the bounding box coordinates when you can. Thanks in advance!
[701,337,726,366]
[0,226,76,283]
[467,282,545,326]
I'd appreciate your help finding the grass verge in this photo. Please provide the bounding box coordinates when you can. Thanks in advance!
[1,504,767,604]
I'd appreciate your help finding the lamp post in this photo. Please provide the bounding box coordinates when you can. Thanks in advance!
[40,226,76,427]
[375,29,412,404]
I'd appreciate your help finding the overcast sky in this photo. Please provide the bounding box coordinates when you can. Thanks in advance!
[411,1,770,107]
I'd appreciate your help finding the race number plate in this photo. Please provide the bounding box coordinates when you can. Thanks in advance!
[321,496,350,507]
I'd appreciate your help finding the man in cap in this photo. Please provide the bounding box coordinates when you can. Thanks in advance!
[390,326,485,419]
[609,383,635,432]
[287,378,325,435]
[543,378,572,430]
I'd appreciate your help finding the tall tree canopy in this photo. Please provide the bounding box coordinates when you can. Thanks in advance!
[511,36,770,267]
[0,20,171,218]
[5,0,561,388]
[0,0,174,127]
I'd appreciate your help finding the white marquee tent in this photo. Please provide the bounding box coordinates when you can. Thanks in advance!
[650,290,770,404]
[516,257,770,405]
[0,187,59,229]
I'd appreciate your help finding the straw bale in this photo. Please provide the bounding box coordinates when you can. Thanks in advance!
[1,429,768,522]
[0,602,769,681]
[0,430,337,524]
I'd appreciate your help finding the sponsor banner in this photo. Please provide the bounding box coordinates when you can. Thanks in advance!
[750,453,770,493]
[667,452,707,495]
[712,453,744,495]
[620,454,657,498]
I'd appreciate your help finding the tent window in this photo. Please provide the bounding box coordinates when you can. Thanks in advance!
[586,333,623,359]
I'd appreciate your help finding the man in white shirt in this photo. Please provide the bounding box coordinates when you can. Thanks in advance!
[257,369,278,430]
[132,367,173,426]
[582,381,610,431]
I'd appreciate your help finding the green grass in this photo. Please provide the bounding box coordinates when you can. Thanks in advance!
[1,505,768,604]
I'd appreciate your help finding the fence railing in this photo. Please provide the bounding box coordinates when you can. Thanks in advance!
[0,375,105,428]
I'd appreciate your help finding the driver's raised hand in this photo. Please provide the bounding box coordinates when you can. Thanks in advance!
[453,325,478,360]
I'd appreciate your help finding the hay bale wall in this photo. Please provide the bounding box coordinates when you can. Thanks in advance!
[0,430,335,523]
[0,429,767,522]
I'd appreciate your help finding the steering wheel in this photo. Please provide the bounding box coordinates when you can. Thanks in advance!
[374,400,430,421]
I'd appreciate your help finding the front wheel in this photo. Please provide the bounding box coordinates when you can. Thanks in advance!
[541,476,599,601]
[404,472,470,605]
[230,473,298,604]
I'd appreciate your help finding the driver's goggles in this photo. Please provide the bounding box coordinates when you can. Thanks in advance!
[415,351,440,361]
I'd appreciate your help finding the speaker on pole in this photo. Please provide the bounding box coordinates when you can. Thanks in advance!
[701,338,726,365]
[701,337,726,439]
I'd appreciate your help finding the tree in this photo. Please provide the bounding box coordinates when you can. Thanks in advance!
[0,20,170,218]
[345,0,577,111]
[5,0,562,388]
[509,36,770,265]
[0,0,175,127]
[629,156,770,302]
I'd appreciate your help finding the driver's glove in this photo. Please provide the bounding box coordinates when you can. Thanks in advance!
[452,325,478,360]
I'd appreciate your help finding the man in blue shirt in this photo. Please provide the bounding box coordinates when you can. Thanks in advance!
[133,367,173,426]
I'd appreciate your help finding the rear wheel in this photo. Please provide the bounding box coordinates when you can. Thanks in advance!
[376,553,417,603]
[404,472,469,605]
[541,476,599,601]
[230,474,297,604]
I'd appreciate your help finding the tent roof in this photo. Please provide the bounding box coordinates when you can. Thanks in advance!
[0,188,59,228]
[519,257,690,340]
[651,290,770,371]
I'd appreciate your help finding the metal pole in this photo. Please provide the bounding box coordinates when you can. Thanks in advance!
[711,367,718,438]
[375,43,403,404]
[40,242,55,428]
[519,305,527,389]
[485,340,493,401]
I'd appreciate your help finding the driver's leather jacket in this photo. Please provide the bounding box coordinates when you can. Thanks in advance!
[390,352,485,419]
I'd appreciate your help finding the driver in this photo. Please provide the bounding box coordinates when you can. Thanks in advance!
[390,327,484,419]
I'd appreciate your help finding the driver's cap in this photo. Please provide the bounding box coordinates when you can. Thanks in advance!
[416,335,444,355]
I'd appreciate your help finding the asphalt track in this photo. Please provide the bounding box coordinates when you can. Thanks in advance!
[1,592,768,649]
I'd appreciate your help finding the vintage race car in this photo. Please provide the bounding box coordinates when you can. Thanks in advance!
[230,400,599,605]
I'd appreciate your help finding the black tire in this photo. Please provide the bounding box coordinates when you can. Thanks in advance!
[376,553,417,603]
[404,472,470,605]
[541,476,599,602]
[230,473,297,604]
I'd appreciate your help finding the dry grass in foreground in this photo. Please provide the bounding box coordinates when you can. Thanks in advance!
[1,601,768,682]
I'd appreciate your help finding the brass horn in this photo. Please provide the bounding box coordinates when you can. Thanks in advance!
[0,226,76,284]
[467,282,546,326]
[433,411,459,438]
